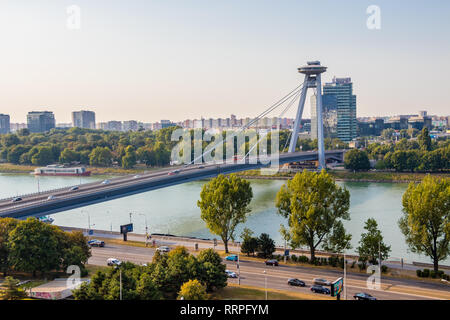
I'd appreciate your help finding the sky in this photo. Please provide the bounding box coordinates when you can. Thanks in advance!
[0,0,449,123]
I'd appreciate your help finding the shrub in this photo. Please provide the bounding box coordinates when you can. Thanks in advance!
[416,270,423,277]
[381,265,388,273]
[422,269,430,278]
[291,255,297,262]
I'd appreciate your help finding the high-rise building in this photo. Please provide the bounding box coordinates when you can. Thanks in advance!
[310,94,338,140]
[160,120,175,129]
[72,110,96,129]
[27,111,55,133]
[0,114,10,134]
[322,77,357,142]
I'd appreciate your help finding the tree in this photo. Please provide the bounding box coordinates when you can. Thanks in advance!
[240,228,259,256]
[322,221,352,254]
[7,218,61,277]
[344,149,371,171]
[399,176,450,272]
[121,145,137,169]
[31,146,54,165]
[0,277,27,300]
[196,249,227,291]
[59,148,80,163]
[178,279,207,300]
[381,128,395,140]
[0,218,19,276]
[257,233,275,258]
[276,170,351,262]
[89,146,113,167]
[197,174,253,253]
[418,127,432,151]
[357,218,391,265]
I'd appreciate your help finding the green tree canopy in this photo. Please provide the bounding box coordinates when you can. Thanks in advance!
[276,169,351,262]
[344,149,371,171]
[399,175,450,272]
[0,276,27,300]
[178,279,207,300]
[197,174,253,253]
[357,218,391,265]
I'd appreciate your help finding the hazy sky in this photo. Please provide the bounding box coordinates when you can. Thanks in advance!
[1,1,449,123]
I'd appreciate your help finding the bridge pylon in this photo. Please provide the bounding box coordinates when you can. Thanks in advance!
[288,61,327,170]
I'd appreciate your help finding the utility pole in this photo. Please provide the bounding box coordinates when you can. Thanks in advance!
[119,268,122,301]
[344,253,347,300]
[284,239,287,264]
[238,254,240,285]
[263,270,267,300]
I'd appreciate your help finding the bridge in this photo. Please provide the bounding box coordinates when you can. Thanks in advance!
[0,61,345,219]
[0,150,344,219]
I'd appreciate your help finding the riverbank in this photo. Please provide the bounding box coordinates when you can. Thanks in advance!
[0,163,164,176]
[236,169,450,183]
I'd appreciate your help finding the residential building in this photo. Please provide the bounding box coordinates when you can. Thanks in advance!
[72,110,96,129]
[27,111,55,133]
[0,114,10,134]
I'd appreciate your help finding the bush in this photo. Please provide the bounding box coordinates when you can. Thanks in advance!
[381,265,388,273]
[422,269,430,278]
[416,270,423,277]
[297,255,309,263]
[291,255,297,262]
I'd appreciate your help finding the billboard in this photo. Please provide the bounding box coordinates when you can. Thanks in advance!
[330,277,343,297]
[120,223,133,234]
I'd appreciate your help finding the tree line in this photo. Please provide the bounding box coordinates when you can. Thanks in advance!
[0,127,348,169]
[0,217,91,277]
[198,171,449,273]
[345,128,450,172]
[73,247,226,300]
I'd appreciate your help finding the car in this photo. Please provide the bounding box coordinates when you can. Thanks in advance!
[47,195,56,201]
[353,292,377,300]
[198,165,205,169]
[310,285,330,294]
[106,258,121,266]
[225,270,237,278]
[265,259,279,266]
[11,197,22,203]
[313,278,331,286]
[225,255,238,261]
[88,239,105,247]
[101,180,110,185]
[156,246,170,253]
[69,186,79,191]
[168,171,176,176]
[287,278,305,287]
[133,175,141,179]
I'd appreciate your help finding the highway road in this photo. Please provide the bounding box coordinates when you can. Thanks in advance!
[87,243,450,300]
[0,150,344,219]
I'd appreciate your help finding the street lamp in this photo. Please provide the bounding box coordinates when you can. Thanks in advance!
[263,270,267,300]
[139,213,149,247]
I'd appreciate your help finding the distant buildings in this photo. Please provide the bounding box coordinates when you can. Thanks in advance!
[122,120,139,131]
[323,77,357,142]
[27,111,55,133]
[0,114,10,134]
[72,110,96,129]
[310,94,338,140]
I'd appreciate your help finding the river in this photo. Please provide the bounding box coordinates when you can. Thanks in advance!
[0,172,445,265]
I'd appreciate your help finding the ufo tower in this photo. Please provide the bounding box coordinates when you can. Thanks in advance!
[288,61,327,169]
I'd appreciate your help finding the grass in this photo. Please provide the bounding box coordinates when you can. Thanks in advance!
[211,283,332,300]
[85,264,109,276]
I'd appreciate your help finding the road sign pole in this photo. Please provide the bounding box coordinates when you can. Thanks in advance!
[238,254,240,285]
[344,253,347,300]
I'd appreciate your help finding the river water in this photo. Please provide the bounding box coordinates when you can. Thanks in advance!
[0,172,445,265]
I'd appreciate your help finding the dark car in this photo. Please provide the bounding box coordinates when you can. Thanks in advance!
[310,285,330,294]
[353,292,376,300]
[70,186,79,191]
[88,239,105,247]
[11,197,22,203]
[265,259,279,266]
[287,278,305,287]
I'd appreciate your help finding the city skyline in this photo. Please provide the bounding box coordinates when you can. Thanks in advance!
[0,1,449,123]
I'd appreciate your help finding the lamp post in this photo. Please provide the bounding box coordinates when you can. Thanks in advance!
[343,253,347,300]
[139,213,149,247]
[263,270,267,300]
